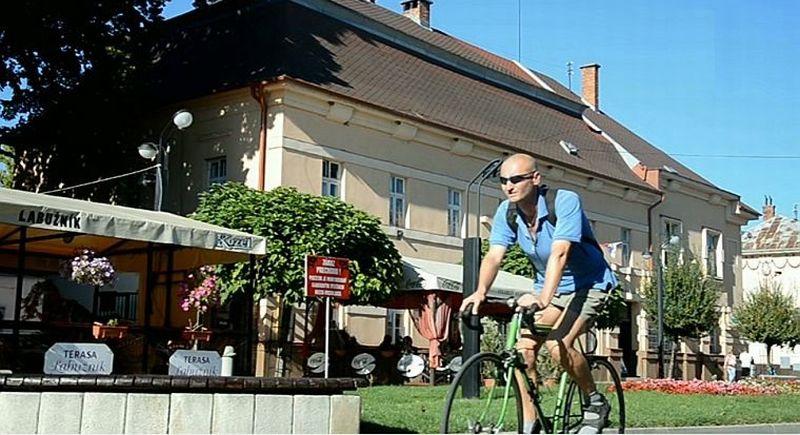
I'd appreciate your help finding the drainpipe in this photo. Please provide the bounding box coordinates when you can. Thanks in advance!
[249,84,269,376]
[646,194,664,255]
[250,83,268,191]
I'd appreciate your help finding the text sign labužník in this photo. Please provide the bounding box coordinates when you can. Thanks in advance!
[305,255,351,300]
[44,343,114,375]
[169,350,222,376]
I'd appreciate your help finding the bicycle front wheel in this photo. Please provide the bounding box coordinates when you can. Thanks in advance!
[441,352,523,434]
[562,357,626,433]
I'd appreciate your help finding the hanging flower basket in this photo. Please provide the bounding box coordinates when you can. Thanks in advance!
[92,321,129,340]
[60,249,116,287]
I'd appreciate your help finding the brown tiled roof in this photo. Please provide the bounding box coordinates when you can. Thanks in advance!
[277,4,653,189]
[742,216,800,252]
[326,0,542,87]
[583,110,713,187]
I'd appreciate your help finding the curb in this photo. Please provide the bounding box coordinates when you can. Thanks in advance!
[625,423,800,434]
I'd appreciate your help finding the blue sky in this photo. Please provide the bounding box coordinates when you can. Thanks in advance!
[6,1,799,221]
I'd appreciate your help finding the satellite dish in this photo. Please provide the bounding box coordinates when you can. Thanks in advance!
[447,356,463,373]
[307,352,327,374]
[397,354,425,378]
[351,353,377,375]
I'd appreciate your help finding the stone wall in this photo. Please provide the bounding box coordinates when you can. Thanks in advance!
[0,375,363,434]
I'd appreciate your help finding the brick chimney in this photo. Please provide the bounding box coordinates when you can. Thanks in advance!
[763,195,776,220]
[401,0,432,28]
[580,63,600,110]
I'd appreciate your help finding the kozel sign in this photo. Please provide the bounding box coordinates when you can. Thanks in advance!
[169,350,222,376]
[305,255,351,300]
[44,343,114,375]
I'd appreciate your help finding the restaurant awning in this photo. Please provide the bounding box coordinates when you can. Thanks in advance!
[386,256,534,310]
[0,187,266,270]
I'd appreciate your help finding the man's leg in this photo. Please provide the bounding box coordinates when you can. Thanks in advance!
[516,305,563,433]
[545,291,609,433]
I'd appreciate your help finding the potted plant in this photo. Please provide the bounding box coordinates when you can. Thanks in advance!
[179,265,220,348]
[92,318,129,340]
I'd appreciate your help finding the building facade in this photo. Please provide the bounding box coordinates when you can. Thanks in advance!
[150,0,757,378]
[741,200,800,370]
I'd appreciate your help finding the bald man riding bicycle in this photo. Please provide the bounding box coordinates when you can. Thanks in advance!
[460,153,617,434]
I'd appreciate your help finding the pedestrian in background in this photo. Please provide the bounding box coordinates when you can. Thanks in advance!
[724,350,738,383]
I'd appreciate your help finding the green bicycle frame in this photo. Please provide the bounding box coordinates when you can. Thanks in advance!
[483,310,569,434]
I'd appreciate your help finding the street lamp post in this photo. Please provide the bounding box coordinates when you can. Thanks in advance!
[461,158,502,398]
[644,235,679,378]
[138,110,193,211]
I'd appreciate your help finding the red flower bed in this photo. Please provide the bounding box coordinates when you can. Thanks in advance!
[614,378,800,396]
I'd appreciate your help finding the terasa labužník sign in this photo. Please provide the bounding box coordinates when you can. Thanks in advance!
[305,255,350,300]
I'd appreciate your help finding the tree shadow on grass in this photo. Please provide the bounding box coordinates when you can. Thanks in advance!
[361,421,416,434]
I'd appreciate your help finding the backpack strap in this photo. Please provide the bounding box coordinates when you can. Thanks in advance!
[544,187,557,227]
[550,189,603,255]
[505,202,519,234]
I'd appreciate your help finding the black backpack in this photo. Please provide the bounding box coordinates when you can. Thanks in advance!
[505,187,603,254]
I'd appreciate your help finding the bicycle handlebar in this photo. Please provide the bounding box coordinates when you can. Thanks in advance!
[459,297,542,320]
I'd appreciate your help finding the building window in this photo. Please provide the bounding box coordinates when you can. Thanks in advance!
[703,228,723,279]
[207,156,227,186]
[709,326,721,354]
[647,320,674,353]
[447,189,461,237]
[322,160,341,198]
[386,309,405,344]
[389,176,406,227]
[662,218,683,266]
[620,228,631,267]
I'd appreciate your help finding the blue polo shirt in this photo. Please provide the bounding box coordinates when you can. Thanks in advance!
[489,189,616,295]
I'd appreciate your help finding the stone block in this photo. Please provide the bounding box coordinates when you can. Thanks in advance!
[38,392,83,434]
[0,392,40,434]
[211,394,254,434]
[293,395,330,434]
[330,395,360,434]
[168,393,213,434]
[253,395,293,434]
[124,394,169,434]
[81,393,127,434]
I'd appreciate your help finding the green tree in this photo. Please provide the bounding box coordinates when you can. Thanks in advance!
[0,1,166,202]
[732,280,800,369]
[0,145,13,187]
[191,183,404,305]
[643,251,721,378]
[192,183,404,375]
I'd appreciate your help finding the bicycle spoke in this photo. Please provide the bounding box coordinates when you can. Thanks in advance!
[441,352,523,433]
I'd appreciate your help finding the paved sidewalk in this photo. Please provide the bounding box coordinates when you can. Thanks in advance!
[622,423,800,433]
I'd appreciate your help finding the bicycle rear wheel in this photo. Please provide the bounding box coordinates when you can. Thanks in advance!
[562,357,625,433]
[441,352,523,434]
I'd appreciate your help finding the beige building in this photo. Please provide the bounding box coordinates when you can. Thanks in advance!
[741,200,800,370]
[151,0,758,378]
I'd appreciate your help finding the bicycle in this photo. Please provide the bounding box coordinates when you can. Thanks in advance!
[441,301,625,434]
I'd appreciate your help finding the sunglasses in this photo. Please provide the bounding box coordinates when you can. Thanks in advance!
[499,172,535,185]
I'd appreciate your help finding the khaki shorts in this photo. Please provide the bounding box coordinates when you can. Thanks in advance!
[517,288,609,348]
[550,288,609,319]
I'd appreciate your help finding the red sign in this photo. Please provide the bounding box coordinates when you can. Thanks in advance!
[305,255,351,300]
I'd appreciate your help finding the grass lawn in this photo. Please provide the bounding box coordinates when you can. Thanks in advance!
[353,385,800,434]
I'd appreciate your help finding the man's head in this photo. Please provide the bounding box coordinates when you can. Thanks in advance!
[498,153,541,204]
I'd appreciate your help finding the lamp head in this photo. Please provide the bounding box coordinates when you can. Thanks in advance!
[172,110,193,130]
[137,142,158,161]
